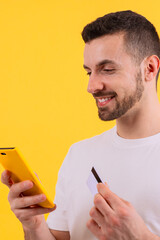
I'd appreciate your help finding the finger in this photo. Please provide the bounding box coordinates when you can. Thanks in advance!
[119,197,131,207]
[94,193,114,216]
[8,180,33,201]
[89,206,104,228]
[86,218,102,238]
[14,205,56,221]
[34,172,42,183]
[1,170,13,188]
[13,194,47,209]
[97,183,124,210]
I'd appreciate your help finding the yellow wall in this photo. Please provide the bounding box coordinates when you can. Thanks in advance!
[0,0,159,239]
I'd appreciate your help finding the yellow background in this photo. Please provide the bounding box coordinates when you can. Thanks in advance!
[0,0,159,239]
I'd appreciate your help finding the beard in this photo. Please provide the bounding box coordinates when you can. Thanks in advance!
[94,71,144,121]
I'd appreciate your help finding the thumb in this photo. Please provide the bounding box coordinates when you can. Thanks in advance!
[104,181,109,188]
[1,170,14,188]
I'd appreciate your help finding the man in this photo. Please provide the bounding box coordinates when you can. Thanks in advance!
[1,10,160,240]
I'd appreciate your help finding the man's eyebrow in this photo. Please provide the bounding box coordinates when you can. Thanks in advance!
[83,59,117,70]
[83,64,90,70]
[96,59,116,67]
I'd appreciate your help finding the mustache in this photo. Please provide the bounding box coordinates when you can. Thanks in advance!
[93,91,117,98]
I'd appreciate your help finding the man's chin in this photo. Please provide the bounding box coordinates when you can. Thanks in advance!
[98,111,116,121]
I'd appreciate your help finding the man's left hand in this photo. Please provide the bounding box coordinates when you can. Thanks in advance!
[87,183,157,240]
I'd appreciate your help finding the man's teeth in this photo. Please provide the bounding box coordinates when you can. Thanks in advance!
[98,97,112,103]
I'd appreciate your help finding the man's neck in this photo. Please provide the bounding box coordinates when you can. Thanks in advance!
[116,98,160,139]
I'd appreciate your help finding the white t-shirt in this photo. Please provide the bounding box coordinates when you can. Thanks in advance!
[47,127,160,239]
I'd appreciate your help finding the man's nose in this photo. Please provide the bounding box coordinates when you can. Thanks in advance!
[87,73,104,94]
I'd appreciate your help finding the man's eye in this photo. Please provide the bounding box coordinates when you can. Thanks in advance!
[103,69,115,72]
[87,72,91,76]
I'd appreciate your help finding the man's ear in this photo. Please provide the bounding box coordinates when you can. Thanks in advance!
[144,55,160,82]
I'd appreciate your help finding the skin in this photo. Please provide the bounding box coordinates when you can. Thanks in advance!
[1,33,160,240]
[84,33,160,239]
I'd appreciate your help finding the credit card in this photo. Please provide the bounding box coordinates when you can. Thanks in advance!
[87,167,102,195]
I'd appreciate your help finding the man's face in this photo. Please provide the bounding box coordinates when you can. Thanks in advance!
[83,34,144,121]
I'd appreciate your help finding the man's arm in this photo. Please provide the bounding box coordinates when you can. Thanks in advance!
[49,230,70,240]
[23,217,56,240]
[23,218,70,240]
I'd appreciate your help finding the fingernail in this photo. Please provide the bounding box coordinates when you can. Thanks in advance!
[105,182,109,187]
[48,206,56,211]
[25,181,33,188]
[40,194,46,200]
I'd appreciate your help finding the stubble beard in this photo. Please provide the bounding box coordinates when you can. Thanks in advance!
[96,71,144,121]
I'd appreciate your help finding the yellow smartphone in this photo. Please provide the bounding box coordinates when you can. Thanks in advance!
[0,147,55,208]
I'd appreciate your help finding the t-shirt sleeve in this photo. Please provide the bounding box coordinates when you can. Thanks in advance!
[46,148,71,231]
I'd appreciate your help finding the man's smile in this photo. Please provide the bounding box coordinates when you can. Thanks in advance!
[95,96,115,107]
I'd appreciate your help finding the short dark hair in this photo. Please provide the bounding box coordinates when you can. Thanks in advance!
[81,10,160,83]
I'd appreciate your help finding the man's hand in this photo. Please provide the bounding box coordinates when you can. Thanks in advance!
[87,183,157,240]
[1,170,56,230]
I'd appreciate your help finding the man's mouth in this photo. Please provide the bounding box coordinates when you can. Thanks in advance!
[96,96,115,107]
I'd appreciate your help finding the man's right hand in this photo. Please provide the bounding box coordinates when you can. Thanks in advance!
[1,170,56,230]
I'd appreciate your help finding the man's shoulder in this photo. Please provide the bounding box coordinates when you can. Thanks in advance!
[60,126,116,174]
[70,126,115,151]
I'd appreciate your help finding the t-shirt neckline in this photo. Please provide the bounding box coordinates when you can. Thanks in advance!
[112,126,160,148]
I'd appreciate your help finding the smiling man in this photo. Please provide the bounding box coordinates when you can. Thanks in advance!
[1,10,160,240]
[83,33,145,122]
